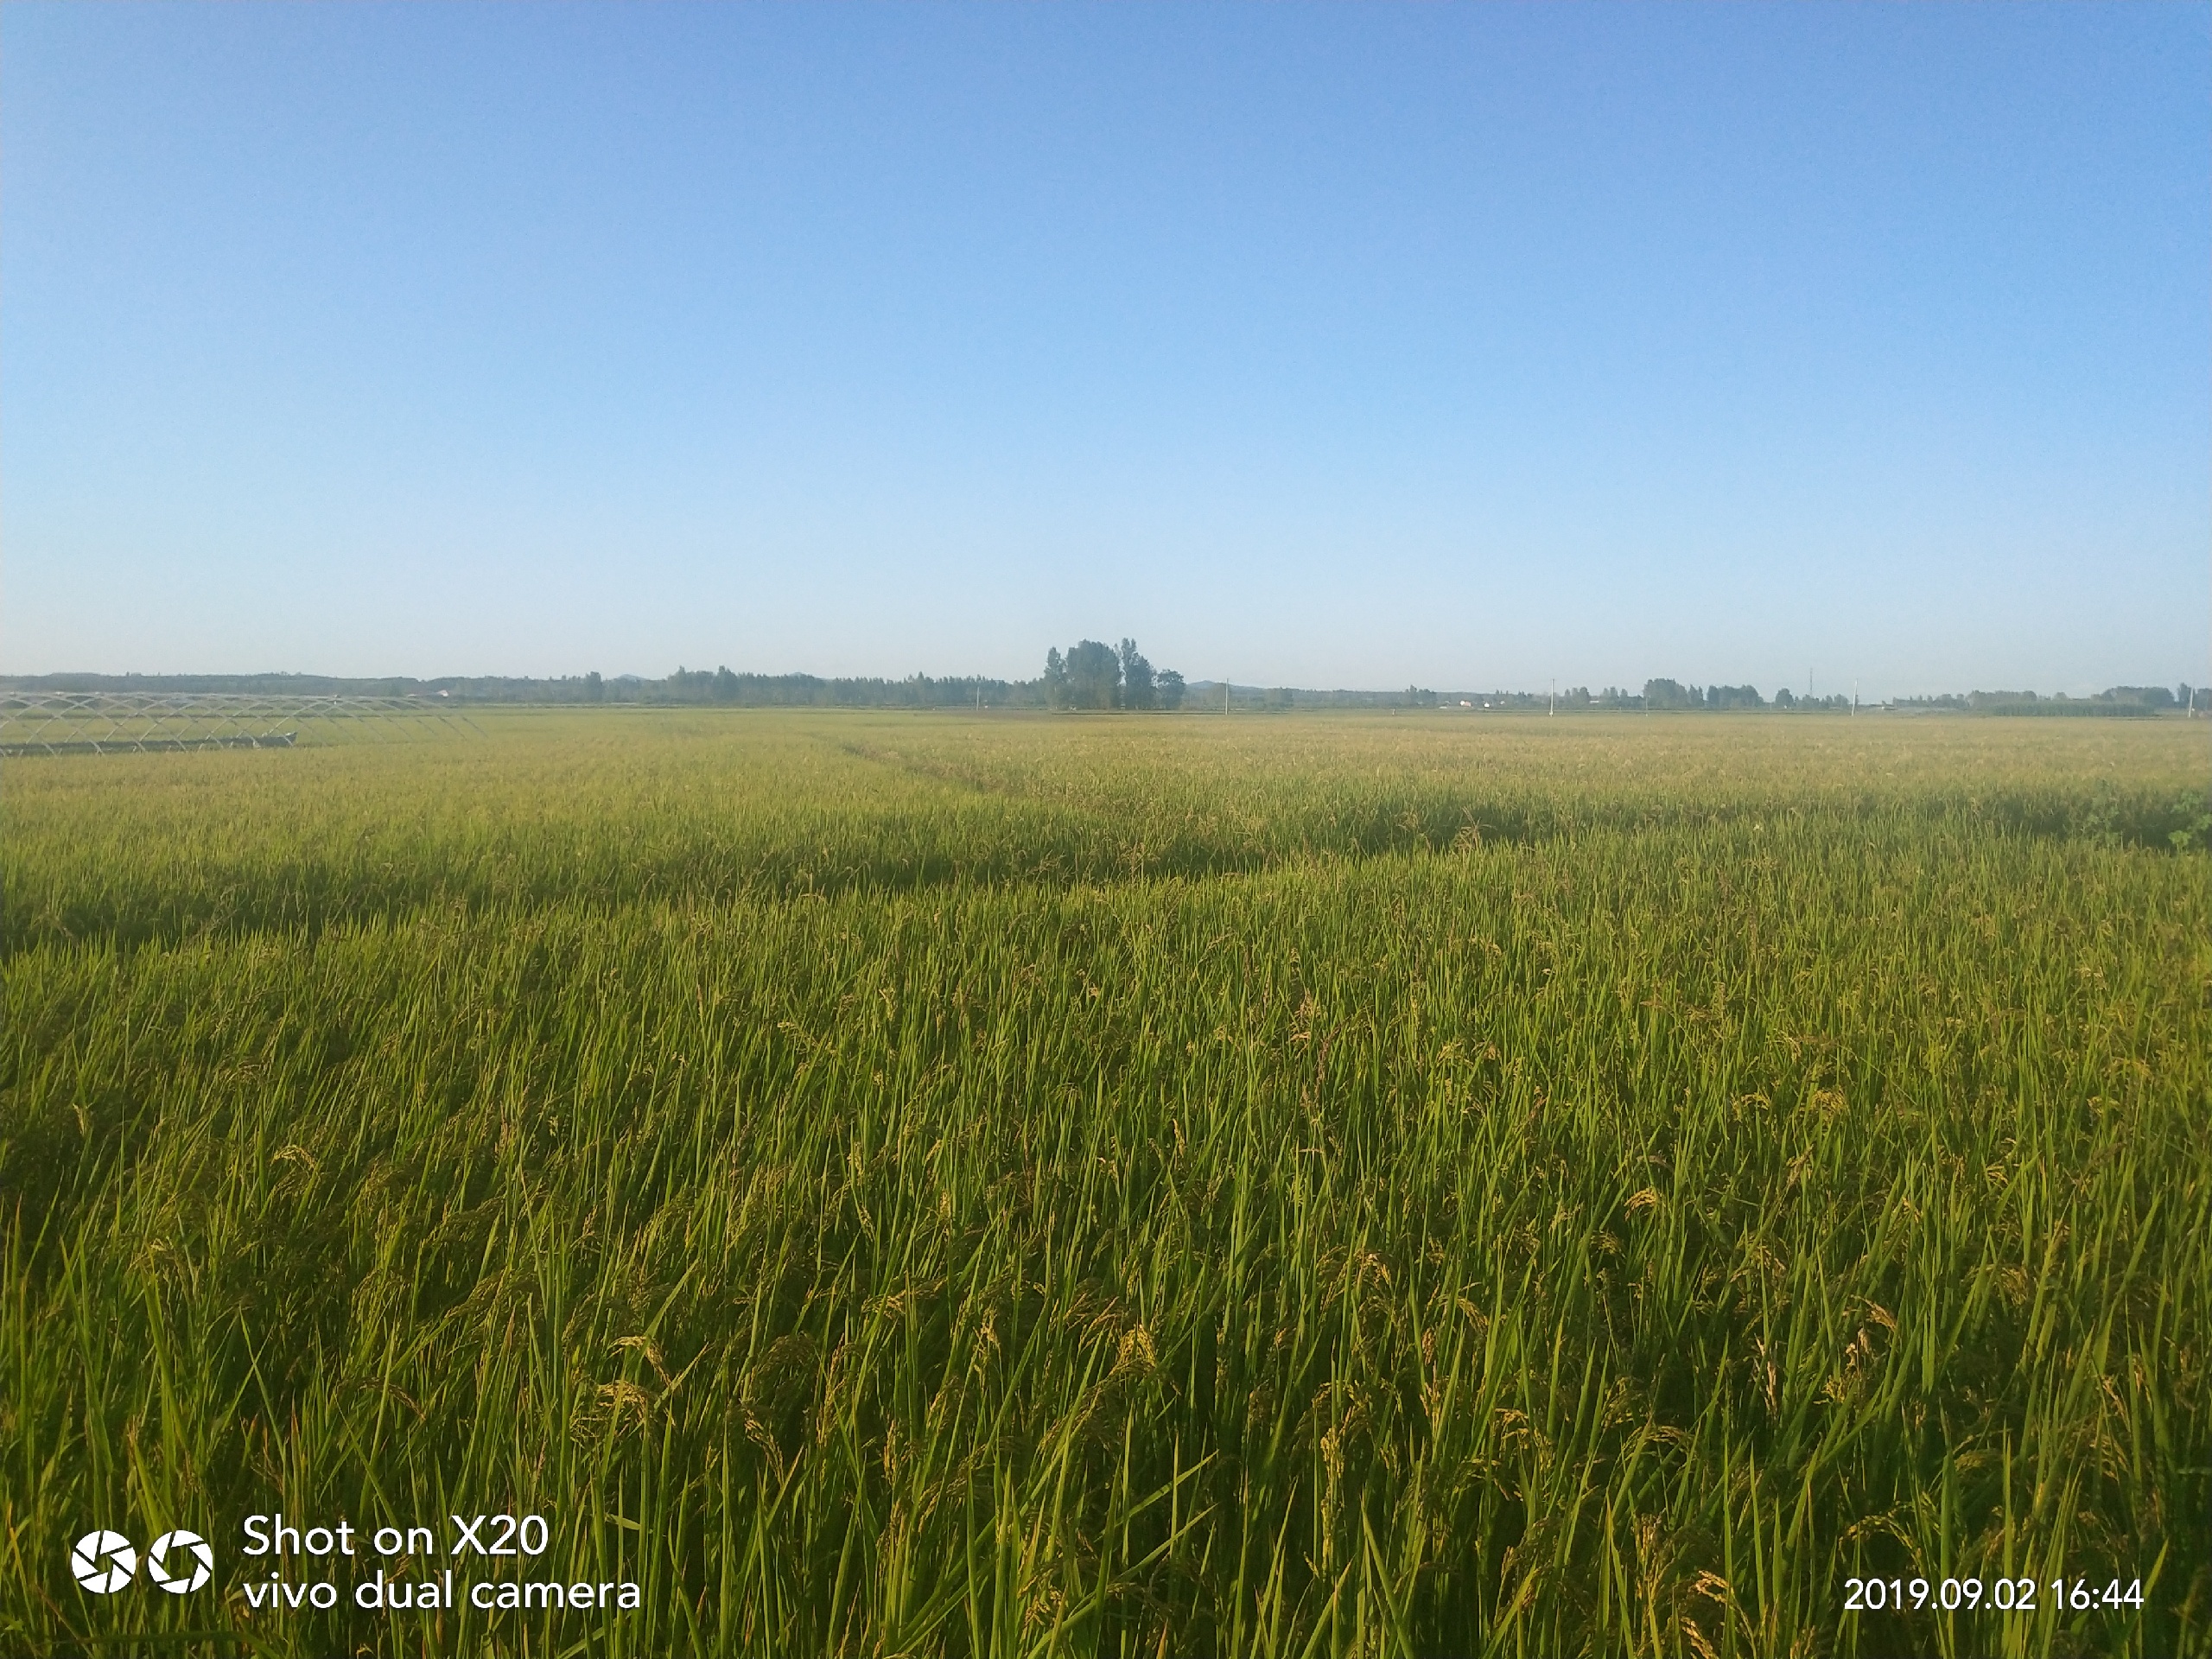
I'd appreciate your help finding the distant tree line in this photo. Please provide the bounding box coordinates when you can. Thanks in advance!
[0,669,1055,708]
[657,668,1051,708]
[1633,680,1853,711]
[9,671,2196,715]
[1892,685,2196,717]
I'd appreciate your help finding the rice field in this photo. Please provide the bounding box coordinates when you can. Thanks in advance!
[3,709,2207,1658]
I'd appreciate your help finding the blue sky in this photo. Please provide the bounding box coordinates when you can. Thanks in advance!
[4,3,2206,695]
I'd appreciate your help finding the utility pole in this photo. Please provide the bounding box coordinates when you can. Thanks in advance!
[1549,677,1556,716]
[1853,678,1859,716]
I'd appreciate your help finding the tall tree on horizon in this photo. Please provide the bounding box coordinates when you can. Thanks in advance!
[1119,639,1156,711]
[1065,640,1120,709]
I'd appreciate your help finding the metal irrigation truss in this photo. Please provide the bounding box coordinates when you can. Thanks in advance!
[0,692,482,756]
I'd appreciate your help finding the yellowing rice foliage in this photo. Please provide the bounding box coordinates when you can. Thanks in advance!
[3,711,2207,1656]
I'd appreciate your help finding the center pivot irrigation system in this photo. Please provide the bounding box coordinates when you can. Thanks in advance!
[0,692,480,757]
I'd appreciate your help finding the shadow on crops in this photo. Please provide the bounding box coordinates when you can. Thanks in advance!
[3,784,2205,961]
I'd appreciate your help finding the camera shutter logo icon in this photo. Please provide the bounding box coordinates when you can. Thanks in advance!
[70,1531,137,1594]
[146,1530,214,1593]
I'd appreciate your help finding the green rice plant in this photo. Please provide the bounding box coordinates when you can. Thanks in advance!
[2,712,2205,1656]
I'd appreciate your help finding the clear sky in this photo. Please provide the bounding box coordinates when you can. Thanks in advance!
[4,3,2206,696]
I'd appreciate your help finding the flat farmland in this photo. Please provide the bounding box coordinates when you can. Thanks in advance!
[3,710,2207,1657]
